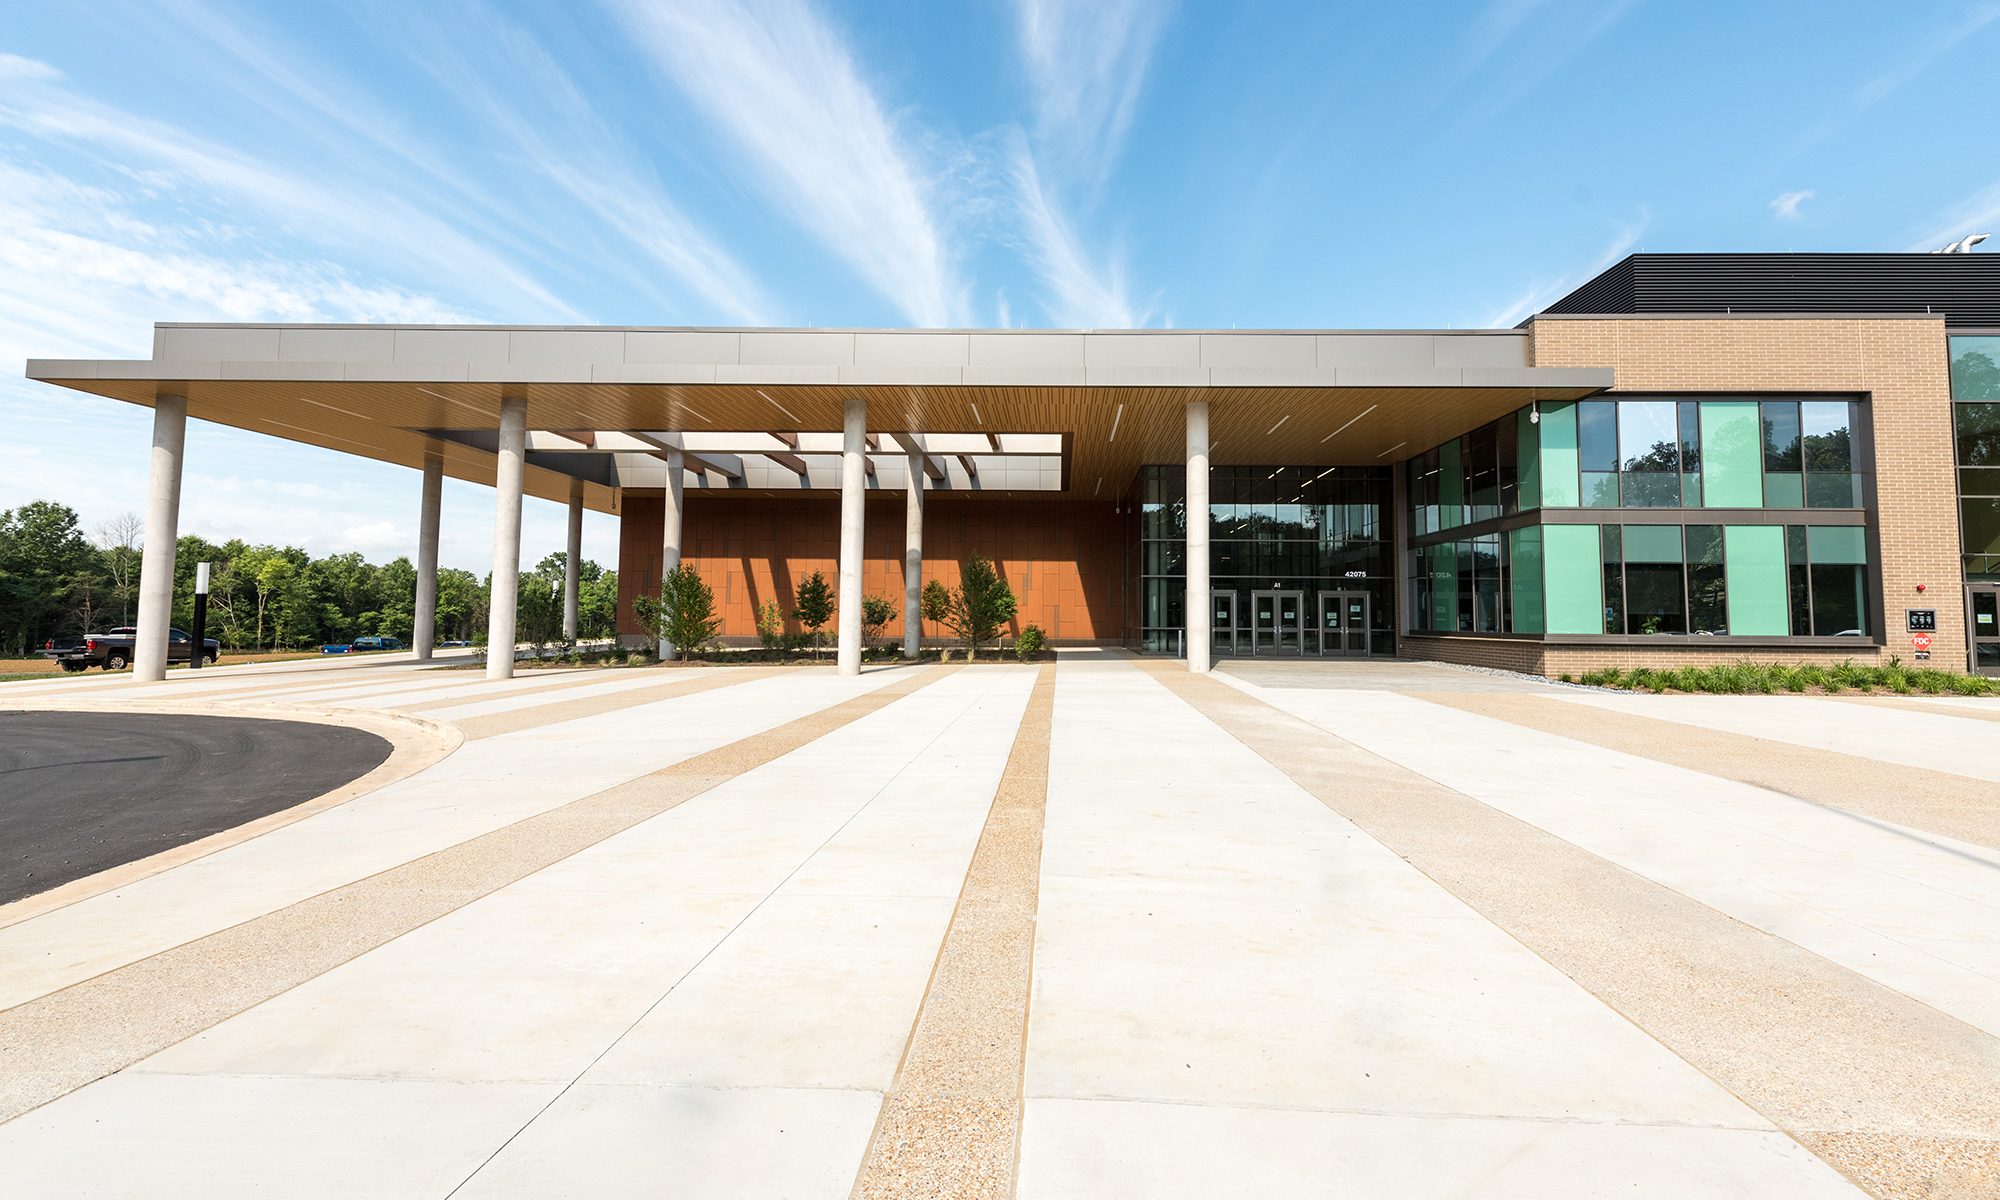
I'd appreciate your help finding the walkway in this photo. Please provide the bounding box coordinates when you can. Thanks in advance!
[1,653,1995,1198]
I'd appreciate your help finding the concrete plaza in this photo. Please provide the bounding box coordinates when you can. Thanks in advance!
[1,652,1996,1198]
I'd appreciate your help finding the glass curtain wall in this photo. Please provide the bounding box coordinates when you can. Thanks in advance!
[1128,464,1392,654]
[1951,336,2000,583]
[1406,392,1872,640]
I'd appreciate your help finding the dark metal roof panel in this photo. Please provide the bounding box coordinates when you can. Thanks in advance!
[1542,253,2000,326]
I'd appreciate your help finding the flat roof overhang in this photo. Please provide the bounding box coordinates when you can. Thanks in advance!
[27,325,1613,509]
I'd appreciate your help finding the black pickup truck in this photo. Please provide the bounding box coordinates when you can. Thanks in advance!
[41,627,220,672]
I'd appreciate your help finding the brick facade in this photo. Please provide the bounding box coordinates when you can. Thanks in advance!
[1514,314,1966,671]
[618,492,1125,644]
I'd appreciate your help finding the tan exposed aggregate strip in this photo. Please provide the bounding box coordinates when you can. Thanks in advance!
[1421,692,2000,854]
[1146,663,2000,1200]
[386,667,685,713]
[849,663,1056,1200]
[448,668,784,739]
[0,664,956,1126]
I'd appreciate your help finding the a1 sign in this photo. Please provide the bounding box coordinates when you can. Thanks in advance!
[1912,632,1934,652]
[1907,608,1937,632]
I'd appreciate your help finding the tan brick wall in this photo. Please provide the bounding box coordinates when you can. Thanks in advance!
[1525,315,1965,670]
[1404,636,1895,679]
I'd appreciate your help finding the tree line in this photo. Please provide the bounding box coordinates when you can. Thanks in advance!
[0,499,619,656]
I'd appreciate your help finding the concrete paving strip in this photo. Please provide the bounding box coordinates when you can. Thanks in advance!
[848,662,1056,1200]
[353,668,668,712]
[1144,662,2000,1200]
[450,668,781,740]
[1548,691,2000,783]
[1843,695,2000,726]
[1420,691,2000,854]
[395,668,719,721]
[0,664,958,1125]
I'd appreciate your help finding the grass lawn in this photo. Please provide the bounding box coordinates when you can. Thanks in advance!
[0,650,325,683]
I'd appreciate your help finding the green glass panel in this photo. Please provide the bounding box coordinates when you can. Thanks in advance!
[1807,525,1867,565]
[1699,401,1764,507]
[1764,472,1804,508]
[1623,523,1683,563]
[1805,472,1859,508]
[1544,524,1604,635]
[1724,525,1789,635]
[1439,439,1463,529]
[1508,526,1545,634]
[1516,408,1541,511]
[1950,336,2000,400]
[1539,402,1580,507]
[1430,540,1458,630]
[1957,402,2000,466]
[1581,471,1620,507]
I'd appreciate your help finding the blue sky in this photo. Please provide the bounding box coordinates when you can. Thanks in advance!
[3,0,1997,571]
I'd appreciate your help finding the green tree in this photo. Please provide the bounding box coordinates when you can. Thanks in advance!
[793,570,834,661]
[920,554,1017,660]
[517,572,563,656]
[647,563,721,662]
[0,501,101,654]
[579,569,619,639]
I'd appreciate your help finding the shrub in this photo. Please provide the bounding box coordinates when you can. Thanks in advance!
[636,564,721,662]
[860,594,895,648]
[755,601,784,653]
[793,571,834,660]
[1015,623,1045,661]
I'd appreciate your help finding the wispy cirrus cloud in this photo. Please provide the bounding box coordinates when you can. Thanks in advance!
[1008,142,1142,328]
[1016,0,1169,189]
[607,0,963,326]
[1007,0,1166,327]
[1770,190,1814,221]
[1482,215,1647,328]
[1905,180,2000,252]
[0,52,578,321]
[1797,5,2000,149]
[384,1,774,324]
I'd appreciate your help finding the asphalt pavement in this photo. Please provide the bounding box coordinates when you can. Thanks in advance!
[0,711,391,905]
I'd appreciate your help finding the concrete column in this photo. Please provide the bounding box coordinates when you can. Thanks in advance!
[485,395,527,680]
[1185,399,1211,673]
[563,477,583,642]
[413,452,442,661]
[903,454,924,660]
[659,447,684,657]
[837,396,866,676]
[133,394,188,682]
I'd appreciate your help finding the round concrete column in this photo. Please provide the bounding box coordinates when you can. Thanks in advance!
[904,455,923,660]
[837,397,866,676]
[1185,399,1211,673]
[563,477,583,642]
[133,394,188,682]
[484,395,528,680]
[412,452,442,661]
[659,447,684,657]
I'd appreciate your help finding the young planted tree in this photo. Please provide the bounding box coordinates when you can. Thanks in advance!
[654,563,721,663]
[755,600,785,653]
[920,554,1017,660]
[793,571,834,661]
[859,594,894,651]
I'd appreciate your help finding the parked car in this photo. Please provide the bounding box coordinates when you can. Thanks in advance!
[350,635,406,652]
[40,627,219,672]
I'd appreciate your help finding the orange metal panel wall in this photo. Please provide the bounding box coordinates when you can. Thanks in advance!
[618,493,1125,643]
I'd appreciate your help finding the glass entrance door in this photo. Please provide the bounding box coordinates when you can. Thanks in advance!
[1251,590,1305,655]
[1212,591,1239,657]
[1318,592,1371,656]
[1972,586,2000,676]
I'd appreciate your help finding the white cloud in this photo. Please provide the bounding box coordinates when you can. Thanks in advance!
[1483,216,1647,328]
[608,0,963,326]
[1770,189,1814,221]
[1797,5,2000,149]
[0,54,578,320]
[1905,180,2000,253]
[1016,0,1169,187]
[1007,0,1166,327]
[1009,145,1143,328]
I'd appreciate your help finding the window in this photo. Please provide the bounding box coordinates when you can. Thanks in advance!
[1685,524,1726,633]
[1621,524,1686,634]
[1806,525,1870,637]
[1619,400,1681,506]
[1950,336,2000,401]
[1762,401,1803,507]
[1578,401,1619,506]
